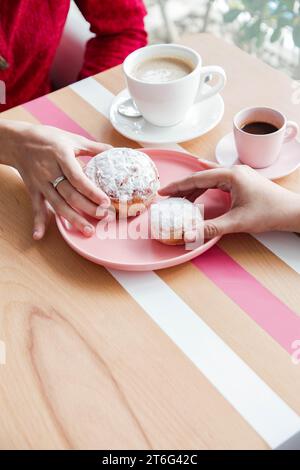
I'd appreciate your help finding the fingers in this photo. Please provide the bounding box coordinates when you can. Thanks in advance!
[44,185,95,237]
[58,151,110,206]
[183,189,206,202]
[31,193,51,240]
[159,168,232,196]
[56,179,100,218]
[204,208,242,239]
[75,139,112,157]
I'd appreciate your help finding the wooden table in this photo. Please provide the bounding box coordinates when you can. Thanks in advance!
[1,33,300,450]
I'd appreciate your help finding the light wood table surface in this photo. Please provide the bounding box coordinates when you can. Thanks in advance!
[1,33,300,450]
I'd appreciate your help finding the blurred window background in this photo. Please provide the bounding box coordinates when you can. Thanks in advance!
[144,0,300,79]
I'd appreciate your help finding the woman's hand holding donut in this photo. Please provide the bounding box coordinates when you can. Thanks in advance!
[159,160,300,239]
[0,120,112,240]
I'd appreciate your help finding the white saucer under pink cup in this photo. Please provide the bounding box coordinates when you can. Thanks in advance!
[123,44,226,127]
[233,107,299,169]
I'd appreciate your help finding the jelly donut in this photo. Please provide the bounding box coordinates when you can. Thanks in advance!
[85,147,159,216]
[150,197,203,245]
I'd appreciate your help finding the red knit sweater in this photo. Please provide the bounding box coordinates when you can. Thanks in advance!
[0,0,147,110]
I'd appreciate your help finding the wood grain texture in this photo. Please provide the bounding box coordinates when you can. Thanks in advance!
[1,33,300,450]
[0,165,268,450]
[159,263,300,415]
[47,78,300,407]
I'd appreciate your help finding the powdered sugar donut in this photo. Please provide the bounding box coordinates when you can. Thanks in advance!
[85,148,159,216]
[151,198,203,245]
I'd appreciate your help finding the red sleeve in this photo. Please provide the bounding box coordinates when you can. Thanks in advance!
[75,0,148,79]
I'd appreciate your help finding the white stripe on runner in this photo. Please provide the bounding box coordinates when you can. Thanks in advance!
[70,78,183,152]
[254,232,300,276]
[108,268,300,449]
[71,77,114,119]
[71,78,300,277]
[70,75,300,448]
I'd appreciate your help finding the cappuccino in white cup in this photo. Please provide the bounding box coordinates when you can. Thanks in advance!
[132,56,194,83]
[123,44,226,127]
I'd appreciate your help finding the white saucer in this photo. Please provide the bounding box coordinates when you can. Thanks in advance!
[110,87,224,144]
[215,132,300,180]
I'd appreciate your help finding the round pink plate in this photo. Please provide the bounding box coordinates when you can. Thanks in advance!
[56,149,231,271]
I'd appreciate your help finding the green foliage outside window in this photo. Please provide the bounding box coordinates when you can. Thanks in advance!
[223,0,300,51]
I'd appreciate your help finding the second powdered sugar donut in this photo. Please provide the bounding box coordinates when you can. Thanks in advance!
[85,147,160,216]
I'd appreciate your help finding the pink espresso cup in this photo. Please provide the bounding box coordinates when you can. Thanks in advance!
[233,107,299,169]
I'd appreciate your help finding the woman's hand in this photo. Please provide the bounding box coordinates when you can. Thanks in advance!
[159,160,300,239]
[0,120,112,240]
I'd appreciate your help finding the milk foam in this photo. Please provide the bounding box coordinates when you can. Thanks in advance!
[133,57,194,83]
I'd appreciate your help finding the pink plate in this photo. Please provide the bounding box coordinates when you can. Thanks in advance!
[56,149,231,271]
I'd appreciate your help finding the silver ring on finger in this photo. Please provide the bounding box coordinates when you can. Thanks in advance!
[51,175,67,190]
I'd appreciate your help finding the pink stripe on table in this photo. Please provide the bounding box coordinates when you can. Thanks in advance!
[24,94,300,355]
[24,96,93,140]
[193,245,300,355]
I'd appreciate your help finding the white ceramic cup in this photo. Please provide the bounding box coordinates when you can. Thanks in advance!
[233,107,299,169]
[123,44,226,127]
